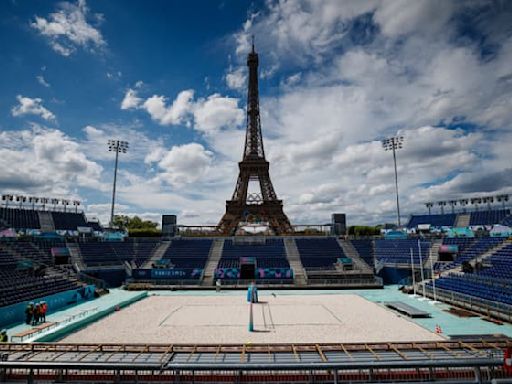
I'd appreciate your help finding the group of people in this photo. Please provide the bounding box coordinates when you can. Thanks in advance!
[24,301,47,325]
[0,329,7,343]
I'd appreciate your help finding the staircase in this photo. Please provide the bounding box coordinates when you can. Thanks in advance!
[66,242,86,271]
[201,239,225,286]
[455,213,470,227]
[337,239,373,274]
[37,211,55,232]
[142,241,171,269]
[428,238,443,265]
[284,238,307,286]
[441,238,512,275]
[473,238,512,265]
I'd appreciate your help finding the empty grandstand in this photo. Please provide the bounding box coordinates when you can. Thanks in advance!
[375,238,430,265]
[408,213,457,228]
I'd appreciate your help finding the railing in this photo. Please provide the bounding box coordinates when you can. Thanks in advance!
[78,271,106,289]
[10,306,98,342]
[424,285,512,322]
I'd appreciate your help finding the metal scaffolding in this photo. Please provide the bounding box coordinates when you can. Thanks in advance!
[0,340,511,383]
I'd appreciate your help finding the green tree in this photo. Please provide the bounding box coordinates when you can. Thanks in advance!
[112,215,158,231]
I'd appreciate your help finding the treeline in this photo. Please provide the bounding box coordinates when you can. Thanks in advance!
[347,226,381,236]
[112,215,161,237]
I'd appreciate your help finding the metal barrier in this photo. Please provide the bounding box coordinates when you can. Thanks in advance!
[0,340,510,383]
[424,285,512,322]
[10,307,98,343]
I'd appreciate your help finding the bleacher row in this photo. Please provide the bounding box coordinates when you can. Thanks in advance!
[0,241,80,307]
[436,237,506,271]
[219,239,289,269]
[1,233,511,317]
[159,239,212,278]
[78,240,159,268]
[407,209,511,228]
[0,207,98,231]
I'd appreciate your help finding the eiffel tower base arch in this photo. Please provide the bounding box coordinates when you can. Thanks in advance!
[218,201,293,236]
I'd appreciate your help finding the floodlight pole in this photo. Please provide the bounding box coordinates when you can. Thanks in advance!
[108,140,128,227]
[382,136,404,227]
[111,147,119,227]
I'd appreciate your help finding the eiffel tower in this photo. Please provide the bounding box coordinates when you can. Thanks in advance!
[218,43,292,235]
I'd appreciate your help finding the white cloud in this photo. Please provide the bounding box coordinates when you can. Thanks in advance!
[374,0,454,38]
[120,88,142,110]
[193,94,245,133]
[225,67,246,90]
[122,88,245,133]
[217,0,512,224]
[11,96,56,121]
[0,126,104,196]
[82,123,163,163]
[142,90,195,126]
[150,143,214,187]
[31,0,106,56]
[36,75,50,87]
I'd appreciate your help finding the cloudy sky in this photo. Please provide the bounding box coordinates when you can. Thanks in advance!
[1,0,511,227]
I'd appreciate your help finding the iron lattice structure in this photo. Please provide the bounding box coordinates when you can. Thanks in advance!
[218,45,292,235]
[0,340,511,383]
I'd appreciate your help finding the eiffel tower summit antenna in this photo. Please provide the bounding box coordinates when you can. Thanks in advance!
[218,43,292,235]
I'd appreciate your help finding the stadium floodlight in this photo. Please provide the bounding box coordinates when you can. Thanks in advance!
[482,196,494,211]
[107,140,129,227]
[437,201,447,214]
[459,198,469,213]
[40,197,49,210]
[496,194,509,209]
[16,195,27,208]
[448,200,458,214]
[61,199,70,212]
[382,136,404,227]
[50,198,60,211]
[2,194,14,208]
[470,197,482,211]
[425,202,433,215]
[28,196,39,210]
[73,200,81,213]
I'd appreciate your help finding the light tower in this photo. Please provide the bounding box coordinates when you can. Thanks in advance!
[449,200,458,214]
[496,194,509,210]
[382,136,404,227]
[425,202,433,215]
[108,140,129,227]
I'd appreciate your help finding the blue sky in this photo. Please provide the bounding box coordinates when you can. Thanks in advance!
[1,0,511,227]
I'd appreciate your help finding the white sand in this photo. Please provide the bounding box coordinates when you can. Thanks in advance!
[61,294,442,344]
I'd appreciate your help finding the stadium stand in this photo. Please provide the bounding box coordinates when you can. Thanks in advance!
[429,273,512,306]
[407,213,456,228]
[159,239,212,279]
[0,207,40,229]
[0,242,81,307]
[87,221,103,231]
[501,214,512,227]
[0,207,101,232]
[218,238,289,269]
[374,239,430,265]
[295,238,345,271]
[0,268,79,307]
[79,240,159,268]
[436,237,506,271]
[349,239,374,268]
[478,242,512,280]
[469,209,510,226]
[51,211,87,230]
